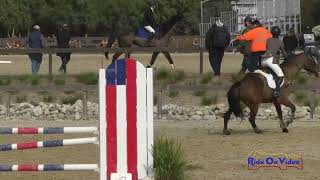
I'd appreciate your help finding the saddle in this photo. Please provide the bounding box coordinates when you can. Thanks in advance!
[135,28,159,39]
[249,67,285,89]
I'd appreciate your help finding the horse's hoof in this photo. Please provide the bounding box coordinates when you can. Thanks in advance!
[282,128,289,133]
[254,129,262,134]
[223,129,231,135]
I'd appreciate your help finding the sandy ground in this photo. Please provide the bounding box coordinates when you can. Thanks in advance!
[0,118,319,180]
[0,53,244,75]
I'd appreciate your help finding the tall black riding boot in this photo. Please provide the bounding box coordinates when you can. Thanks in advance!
[273,76,283,98]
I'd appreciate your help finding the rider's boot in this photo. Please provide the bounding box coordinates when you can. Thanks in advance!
[273,76,284,98]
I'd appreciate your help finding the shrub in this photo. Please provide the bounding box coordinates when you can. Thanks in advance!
[201,95,218,106]
[172,70,185,83]
[193,90,206,97]
[168,90,179,98]
[43,92,56,103]
[153,136,187,180]
[61,94,82,105]
[16,95,28,103]
[0,79,11,85]
[31,76,40,85]
[75,72,99,85]
[17,74,31,84]
[156,68,170,81]
[295,73,307,84]
[200,73,212,84]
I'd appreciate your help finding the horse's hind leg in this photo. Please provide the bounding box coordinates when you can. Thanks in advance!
[274,102,288,133]
[223,109,232,135]
[248,104,262,134]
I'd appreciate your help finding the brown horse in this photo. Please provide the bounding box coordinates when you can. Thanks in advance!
[105,15,183,67]
[223,53,320,135]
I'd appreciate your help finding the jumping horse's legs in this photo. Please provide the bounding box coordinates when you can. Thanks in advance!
[273,102,289,133]
[149,52,160,66]
[248,104,262,134]
[223,109,232,135]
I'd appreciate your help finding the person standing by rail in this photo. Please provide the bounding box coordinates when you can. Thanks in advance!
[56,24,72,73]
[26,25,45,75]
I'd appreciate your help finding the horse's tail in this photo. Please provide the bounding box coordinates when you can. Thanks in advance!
[105,33,117,59]
[227,81,244,118]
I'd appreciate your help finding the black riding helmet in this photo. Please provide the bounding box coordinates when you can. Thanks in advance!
[271,26,281,38]
[243,16,252,23]
[147,0,156,8]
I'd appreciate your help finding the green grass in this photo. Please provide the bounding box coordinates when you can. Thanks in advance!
[201,95,218,106]
[61,94,82,105]
[193,90,206,97]
[200,73,212,84]
[30,76,40,85]
[17,74,31,84]
[54,75,66,85]
[168,90,179,98]
[153,136,187,180]
[75,72,99,85]
[156,68,170,81]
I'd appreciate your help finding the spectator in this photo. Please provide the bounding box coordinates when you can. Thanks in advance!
[56,24,71,73]
[237,16,254,73]
[26,25,45,75]
[205,19,231,76]
[283,28,298,60]
[299,26,320,62]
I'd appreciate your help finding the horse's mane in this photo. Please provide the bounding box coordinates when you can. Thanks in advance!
[280,53,304,67]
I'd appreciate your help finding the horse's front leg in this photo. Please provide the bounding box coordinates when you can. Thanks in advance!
[278,96,296,127]
[273,102,288,133]
[248,104,262,134]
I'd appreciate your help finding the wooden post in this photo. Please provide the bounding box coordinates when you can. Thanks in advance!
[82,91,88,120]
[310,91,316,120]
[157,91,163,120]
[48,49,53,77]
[5,92,11,118]
[200,48,204,74]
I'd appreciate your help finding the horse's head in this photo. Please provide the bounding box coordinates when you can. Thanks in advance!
[303,53,320,77]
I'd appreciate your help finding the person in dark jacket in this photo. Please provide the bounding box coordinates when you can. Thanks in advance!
[299,26,320,63]
[205,20,231,76]
[238,16,254,73]
[283,28,298,60]
[26,25,45,75]
[56,24,71,73]
[143,0,157,46]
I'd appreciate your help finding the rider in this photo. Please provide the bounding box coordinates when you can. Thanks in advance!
[236,20,272,72]
[143,0,157,46]
[261,26,287,98]
[299,26,320,62]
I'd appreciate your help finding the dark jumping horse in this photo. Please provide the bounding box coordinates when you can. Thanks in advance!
[223,53,320,135]
[105,15,183,67]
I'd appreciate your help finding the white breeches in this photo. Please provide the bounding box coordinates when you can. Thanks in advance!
[261,57,284,77]
[144,26,156,34]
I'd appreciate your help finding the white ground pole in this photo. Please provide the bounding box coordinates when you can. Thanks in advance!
[99,69,107,180]
[0,61,12,64]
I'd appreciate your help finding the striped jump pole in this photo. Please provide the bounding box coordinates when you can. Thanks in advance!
[0,164,98,171]
[0,137,98,151]
[0,127,99,135]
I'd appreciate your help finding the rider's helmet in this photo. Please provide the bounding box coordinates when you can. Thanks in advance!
[147,0,156,11]
[243,16,252,23]
[271,26,281,38]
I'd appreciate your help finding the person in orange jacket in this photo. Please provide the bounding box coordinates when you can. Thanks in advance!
[236,20,272,72]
